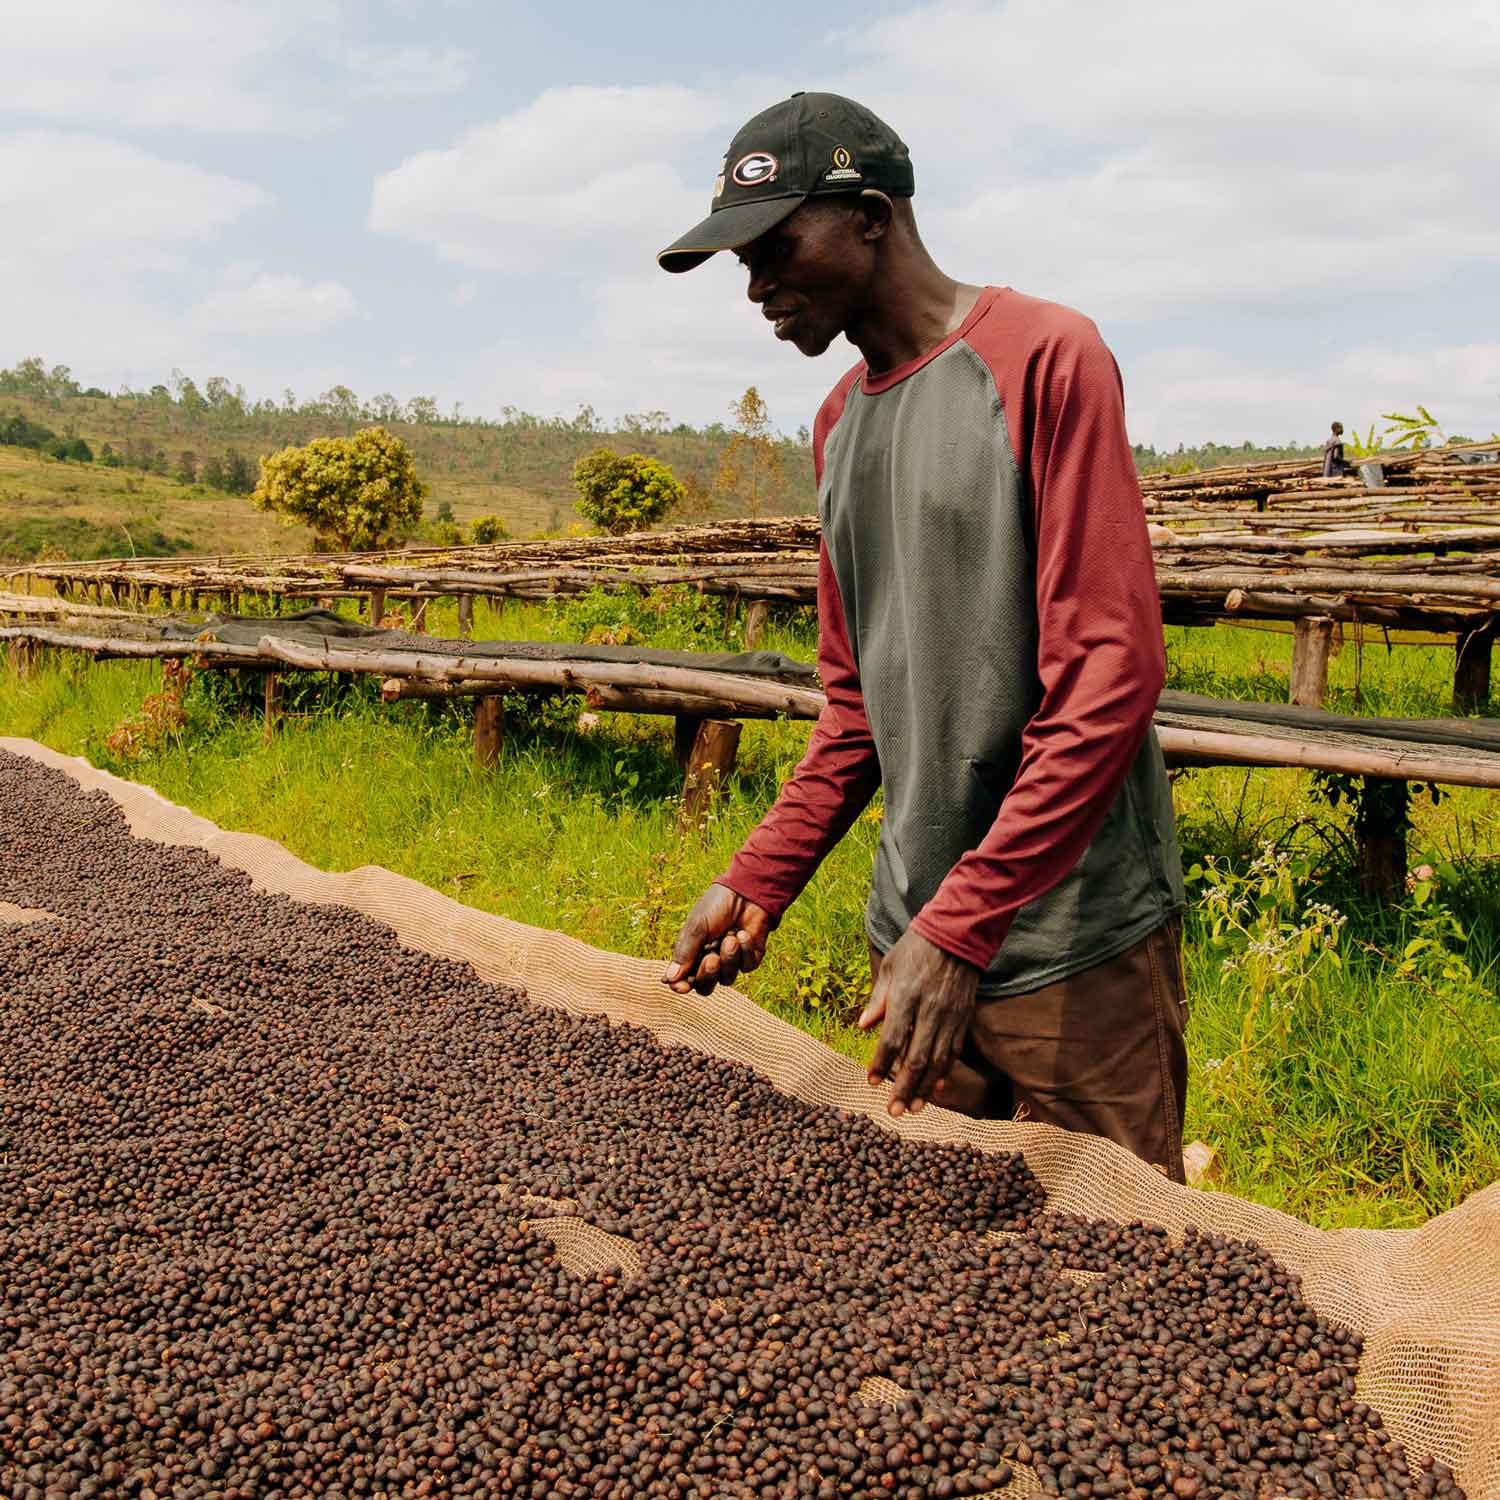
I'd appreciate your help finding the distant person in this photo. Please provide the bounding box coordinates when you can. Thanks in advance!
[1323,420,1350,478]
[656,93,1187,1180]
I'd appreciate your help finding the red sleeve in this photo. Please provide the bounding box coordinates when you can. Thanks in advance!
[717,370,881,918]
[909,305,1164,969]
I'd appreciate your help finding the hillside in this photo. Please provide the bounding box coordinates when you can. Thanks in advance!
[1,358,1324,564]
[0,367,818,563]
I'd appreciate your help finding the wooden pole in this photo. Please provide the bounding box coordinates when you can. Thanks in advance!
[678,719,741,830]
[474,696,504,771]
[1290,616,1334,707]
[457,594,473,640]
[411,597,428,634]
[368,587,386,626]
[262,671,281,745]
[744,599,770,649]
[256,635,826,718]
[1453,623,1494,714]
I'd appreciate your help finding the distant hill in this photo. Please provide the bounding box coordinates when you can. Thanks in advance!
[0,356,1320,564]
[0,358,820,564]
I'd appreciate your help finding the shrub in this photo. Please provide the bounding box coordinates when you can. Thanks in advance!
[571,448,685,535]
[470,514,508,545]
[253,426,427,550]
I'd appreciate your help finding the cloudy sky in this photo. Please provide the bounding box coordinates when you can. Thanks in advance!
[3,0,1498,446]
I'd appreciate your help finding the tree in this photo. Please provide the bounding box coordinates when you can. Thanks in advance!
[175,450,198,485]
[572,449,685,535]
[715,387,785,519]
[252,426,427,550]
[222,449,256,494]
[469,514,508,544]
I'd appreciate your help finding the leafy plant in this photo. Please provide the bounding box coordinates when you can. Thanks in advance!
[571,449,685,535]
[469,514,508,545]
[252,426,427,550]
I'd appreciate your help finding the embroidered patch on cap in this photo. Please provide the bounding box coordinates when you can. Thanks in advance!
[731,151,779,187]
[825,144,862,183]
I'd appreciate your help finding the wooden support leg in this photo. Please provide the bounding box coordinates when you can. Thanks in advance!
[474,696,504,771]
[673,714,703,771]
[368,587,386,626]
[1290,615,1334,707]
[262,671,281,746]
[457,594,473,640]
[679,719,741,830]
[1356,777,1408,901]
[411,598,428,634]
[1453,623,1494,714]
[744,599,769,650]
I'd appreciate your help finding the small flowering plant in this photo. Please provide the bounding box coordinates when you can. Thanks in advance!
[1187,844,1347,1068]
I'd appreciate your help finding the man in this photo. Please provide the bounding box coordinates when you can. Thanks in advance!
[657,93,1187,1180]
[1323,420,1350,478]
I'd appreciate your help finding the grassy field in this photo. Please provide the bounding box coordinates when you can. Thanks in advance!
[0,446,295,561]
[2,593,1496,1233]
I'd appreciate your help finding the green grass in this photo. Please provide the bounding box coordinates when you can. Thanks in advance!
[2,602,1497,1232]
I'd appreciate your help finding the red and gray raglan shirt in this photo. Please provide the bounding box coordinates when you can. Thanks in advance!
[719,287,1183,996]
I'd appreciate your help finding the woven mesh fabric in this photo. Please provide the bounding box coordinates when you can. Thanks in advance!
[3,735,1496,1497]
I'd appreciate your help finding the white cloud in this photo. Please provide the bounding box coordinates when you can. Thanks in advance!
[832,0,1500,318]
[344,43,471,99]
[193,266,362,337]
[369,85,734,272]
[1,0,467,132]
[0,131,266,263]
[1125,343,1500,449]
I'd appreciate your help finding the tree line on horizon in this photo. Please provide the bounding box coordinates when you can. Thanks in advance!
[0,355,1349,474]
[0,356,811,448]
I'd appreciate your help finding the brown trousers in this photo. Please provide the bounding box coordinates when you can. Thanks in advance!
[870,919,1189,1183]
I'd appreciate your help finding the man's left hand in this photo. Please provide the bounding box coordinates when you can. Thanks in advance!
[859,928,980,1118]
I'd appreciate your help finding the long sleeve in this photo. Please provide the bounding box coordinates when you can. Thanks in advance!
[716,539,882,917]
[909,324,1165,970]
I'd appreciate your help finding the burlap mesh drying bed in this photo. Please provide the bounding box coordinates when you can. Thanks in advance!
[0,736,1496,1499]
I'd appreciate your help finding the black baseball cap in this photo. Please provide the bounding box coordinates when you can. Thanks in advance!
[657,92,914,273]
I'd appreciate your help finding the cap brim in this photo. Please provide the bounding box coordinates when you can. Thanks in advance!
[657,194,806,273]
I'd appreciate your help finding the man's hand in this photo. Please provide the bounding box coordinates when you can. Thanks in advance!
[663,883,776,997]
[859,928,979,1118]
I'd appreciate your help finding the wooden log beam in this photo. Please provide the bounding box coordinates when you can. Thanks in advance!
[1290,616,1334,707]
[0,627,266,665]
[255,635,826,717]
[1157,727,1500,790]
[1159,566,1500,602]
[1221,589,1482,631]
[376,675,802,721]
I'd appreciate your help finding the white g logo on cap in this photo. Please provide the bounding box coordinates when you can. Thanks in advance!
[731,152,778,187]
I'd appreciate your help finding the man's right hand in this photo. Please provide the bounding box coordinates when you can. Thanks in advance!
[662,883,776,996]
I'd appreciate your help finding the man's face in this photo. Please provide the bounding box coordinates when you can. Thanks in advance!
[736,200,872,358]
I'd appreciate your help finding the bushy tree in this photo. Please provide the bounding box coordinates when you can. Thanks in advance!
[571,448,685,535]
[44,435,92,462]
[252,426,427,550]
[469,514,508,544]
